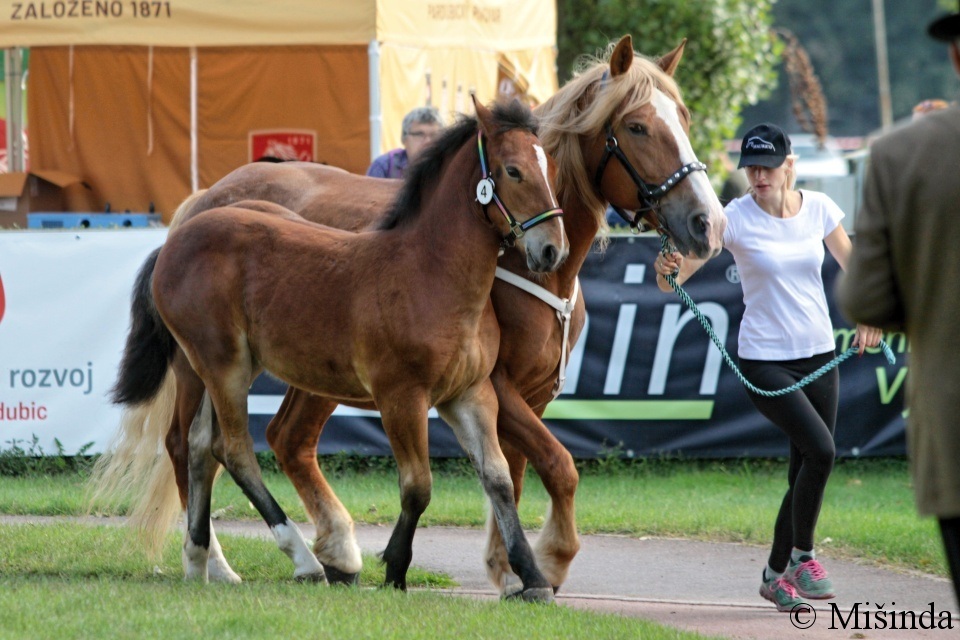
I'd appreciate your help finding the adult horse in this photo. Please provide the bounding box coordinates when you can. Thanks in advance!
[90,35,726,593]
[109,99,567,600]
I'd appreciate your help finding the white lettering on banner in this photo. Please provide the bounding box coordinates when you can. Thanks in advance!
[557,262,729,398]
[650,303,726,395]
[0,228,168,452]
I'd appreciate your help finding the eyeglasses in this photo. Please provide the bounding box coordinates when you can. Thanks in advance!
[404,130,437,139]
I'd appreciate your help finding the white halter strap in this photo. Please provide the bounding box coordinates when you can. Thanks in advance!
[494,267,579,398]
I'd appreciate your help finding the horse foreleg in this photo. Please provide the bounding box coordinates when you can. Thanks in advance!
[205,380,326,584]
[266,388,362,585]
[438,381,553,604]
[379,394,433,591]
[484,438,527,597]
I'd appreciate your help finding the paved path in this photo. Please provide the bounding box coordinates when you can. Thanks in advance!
[5,516,956,639]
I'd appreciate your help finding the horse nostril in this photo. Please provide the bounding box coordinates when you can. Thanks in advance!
[688,212,709,238]
[542,244,558,267]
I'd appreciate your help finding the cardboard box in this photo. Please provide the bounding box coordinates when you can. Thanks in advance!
[0,170,84,229]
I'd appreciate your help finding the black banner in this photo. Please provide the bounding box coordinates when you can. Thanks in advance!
[248,235,907,458]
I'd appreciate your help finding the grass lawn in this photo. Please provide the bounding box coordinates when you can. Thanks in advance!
[0,456,945,577]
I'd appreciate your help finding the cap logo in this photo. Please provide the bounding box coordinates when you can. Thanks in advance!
[744,136,777,152]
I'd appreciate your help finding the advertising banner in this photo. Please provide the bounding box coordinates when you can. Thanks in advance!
[0,231,908,458]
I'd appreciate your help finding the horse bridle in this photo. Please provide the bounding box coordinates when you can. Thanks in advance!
[593,122,707,233]
[476,131,564,251]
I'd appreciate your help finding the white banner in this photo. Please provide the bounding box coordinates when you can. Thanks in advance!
[0,229,168,453]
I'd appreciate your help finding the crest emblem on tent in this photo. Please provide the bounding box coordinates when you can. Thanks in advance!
[249,130,317,163]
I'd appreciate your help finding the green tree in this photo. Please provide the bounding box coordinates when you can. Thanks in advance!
[557,0,781,178]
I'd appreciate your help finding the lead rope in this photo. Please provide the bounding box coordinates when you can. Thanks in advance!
[658,234,896,397]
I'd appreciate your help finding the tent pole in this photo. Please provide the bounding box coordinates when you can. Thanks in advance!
[190,46,198,193]
[368,40,381,163]
[4,48,25,173]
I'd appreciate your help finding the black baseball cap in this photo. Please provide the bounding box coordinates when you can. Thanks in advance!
[928,1,960,41]
[737,123,792,169]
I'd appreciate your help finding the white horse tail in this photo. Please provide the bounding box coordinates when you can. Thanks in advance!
[87,370,181,559]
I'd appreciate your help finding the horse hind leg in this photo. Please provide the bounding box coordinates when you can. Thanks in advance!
[438,382,553,604]
[183,390,219,582]
[266,389,362,585]
[169,355,240,583]
[205,375,326,583]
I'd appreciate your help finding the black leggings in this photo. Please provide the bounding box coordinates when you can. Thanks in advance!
[739,352,839,572]
[940,517,960,606]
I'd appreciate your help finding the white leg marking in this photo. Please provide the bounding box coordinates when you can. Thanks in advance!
[315,520,364,575]
[183,536,209,583]
[272,520,326,581]
[207,525,242,584]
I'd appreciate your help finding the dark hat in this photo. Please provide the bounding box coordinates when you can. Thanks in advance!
[928,1,960,41]
[737,123,791,169]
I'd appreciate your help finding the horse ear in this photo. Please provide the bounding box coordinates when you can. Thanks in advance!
[472,94,495,137]
[657,39,687,77]
[609,34,634,78]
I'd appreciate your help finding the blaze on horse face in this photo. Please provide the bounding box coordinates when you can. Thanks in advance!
[596,38,726,259]
[474,98,568,273]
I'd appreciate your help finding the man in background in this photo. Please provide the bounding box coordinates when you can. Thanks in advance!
[366,107,444,179]
[836,2,960,605]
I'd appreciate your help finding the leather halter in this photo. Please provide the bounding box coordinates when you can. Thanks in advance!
[593,122,707,233]
[476,131,564,251]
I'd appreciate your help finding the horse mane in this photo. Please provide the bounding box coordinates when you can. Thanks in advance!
[379,100,539,231]
[536,42,685,229]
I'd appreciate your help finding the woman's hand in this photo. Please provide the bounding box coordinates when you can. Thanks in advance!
[654,251,683,278]
[853,323,883,355]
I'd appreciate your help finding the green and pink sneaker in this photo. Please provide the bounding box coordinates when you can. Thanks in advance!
[759,574,811,612]
[785,557,836,599]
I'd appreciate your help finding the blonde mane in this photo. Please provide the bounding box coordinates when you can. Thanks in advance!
[536,42,684,230]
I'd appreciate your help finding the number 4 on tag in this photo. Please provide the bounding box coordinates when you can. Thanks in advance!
[476,178,494,205]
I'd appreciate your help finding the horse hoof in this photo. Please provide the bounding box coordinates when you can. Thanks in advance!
[322,563,360,587]
[502,575,523,599]
[502,586,554,604]
[294,571,328,584]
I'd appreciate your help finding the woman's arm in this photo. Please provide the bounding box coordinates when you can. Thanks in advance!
[824,224,883,354]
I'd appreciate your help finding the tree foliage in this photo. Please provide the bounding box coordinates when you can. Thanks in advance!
[557,0,781,178]
[741,0,957,136]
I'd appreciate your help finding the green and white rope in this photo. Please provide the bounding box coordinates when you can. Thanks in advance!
[658,236,896,398]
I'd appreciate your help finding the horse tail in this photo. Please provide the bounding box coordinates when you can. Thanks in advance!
[111,247,175,406]
[168,188,209,231]
[87,372,180,559]
[87,247,182,558]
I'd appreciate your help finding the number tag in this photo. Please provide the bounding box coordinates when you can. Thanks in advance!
[476,178,495,205]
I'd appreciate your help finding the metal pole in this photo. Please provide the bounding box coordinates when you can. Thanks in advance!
[872,0,893,131]
[190,46,198,193]
[368,39,381,163]
[4,48,25,172]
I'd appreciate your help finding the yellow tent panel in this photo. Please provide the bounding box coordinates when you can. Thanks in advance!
[0,0,557,222]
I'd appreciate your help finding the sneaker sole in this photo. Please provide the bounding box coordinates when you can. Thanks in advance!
[759,586,811,613]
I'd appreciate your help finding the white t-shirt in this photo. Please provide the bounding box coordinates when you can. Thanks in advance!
[722,190,844,360]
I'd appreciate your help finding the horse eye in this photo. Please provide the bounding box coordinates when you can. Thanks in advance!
[506,166,521,180]
[628,123,648,136]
